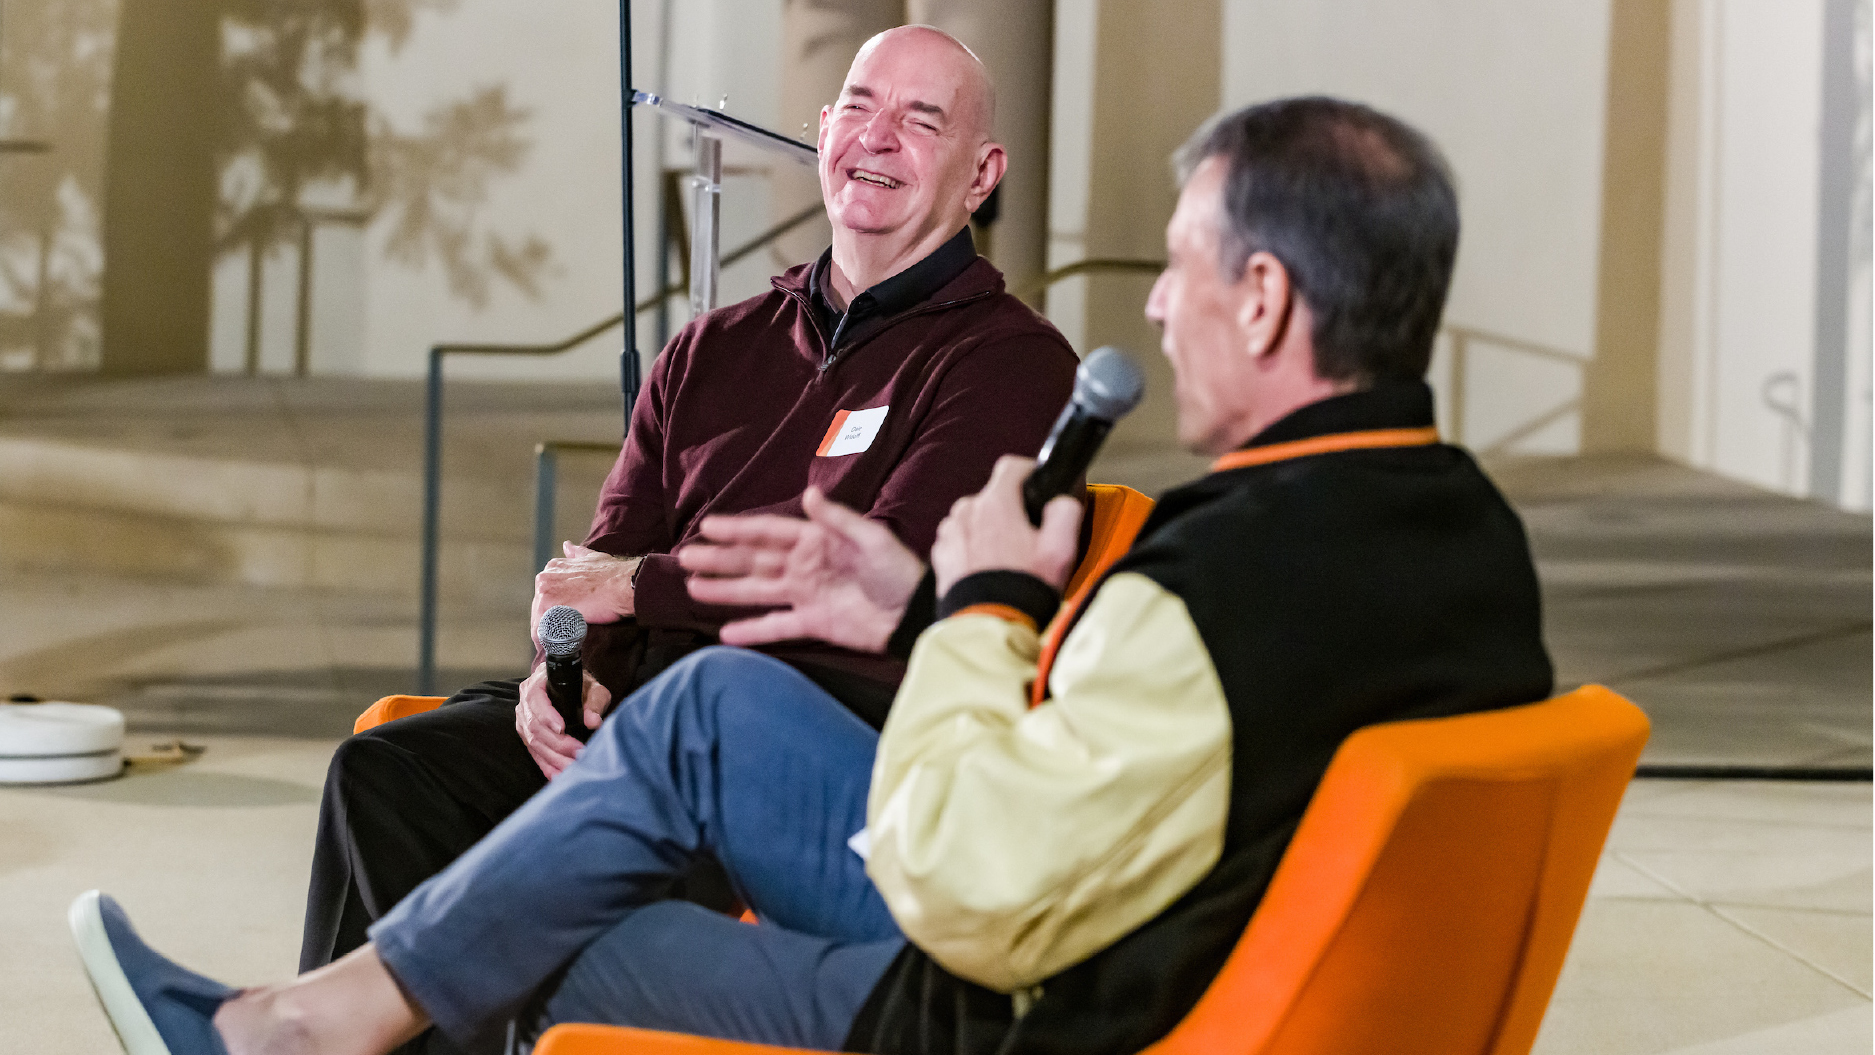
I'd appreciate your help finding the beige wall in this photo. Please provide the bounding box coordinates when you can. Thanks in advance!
[1047,0,1222,457]
[205,0,640,381]
[165,0,1867,512]
[1222,0,1614,456]
[1656,0,1869,506]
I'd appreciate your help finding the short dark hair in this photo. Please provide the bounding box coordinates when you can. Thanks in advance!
[1175,97,1459,385]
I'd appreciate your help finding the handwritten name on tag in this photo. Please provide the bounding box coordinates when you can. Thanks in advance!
[816,405,889,457]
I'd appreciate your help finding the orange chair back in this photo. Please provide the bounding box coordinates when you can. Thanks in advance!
[354,694,447,734]
[1063,483,1156,600]
[1142,685,1649,1055]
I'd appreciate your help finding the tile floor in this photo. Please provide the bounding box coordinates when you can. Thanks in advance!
[0,380,1867,1052]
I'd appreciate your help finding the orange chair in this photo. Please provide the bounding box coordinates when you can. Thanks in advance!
[353,485,1157,735]
[530,684,1649,1055]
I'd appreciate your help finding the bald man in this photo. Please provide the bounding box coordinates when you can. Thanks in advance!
[292,21,1076,1022]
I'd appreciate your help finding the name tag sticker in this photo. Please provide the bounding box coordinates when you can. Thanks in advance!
[816,405,890,457]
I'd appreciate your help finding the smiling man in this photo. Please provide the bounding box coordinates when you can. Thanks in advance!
[293,22,1077,1043]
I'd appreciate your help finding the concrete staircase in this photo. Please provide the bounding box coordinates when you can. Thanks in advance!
[0,376,625,605]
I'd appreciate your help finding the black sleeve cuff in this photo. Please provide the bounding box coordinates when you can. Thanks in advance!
[936,570,1062,630]
[885,569,940,661]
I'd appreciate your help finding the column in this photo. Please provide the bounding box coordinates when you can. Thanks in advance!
[907,0,1054,304]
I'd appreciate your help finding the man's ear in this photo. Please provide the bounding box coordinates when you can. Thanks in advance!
[817,105,832,152]
[1234,251,1293,360]
[966,143,1008,213]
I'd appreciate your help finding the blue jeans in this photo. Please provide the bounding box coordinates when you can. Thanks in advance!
[371,648,906,1051]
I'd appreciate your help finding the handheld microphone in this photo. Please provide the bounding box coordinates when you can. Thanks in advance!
[1022,346,1146,525]
[537,605,592,742]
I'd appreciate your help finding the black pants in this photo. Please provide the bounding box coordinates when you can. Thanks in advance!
[301,679,544,976]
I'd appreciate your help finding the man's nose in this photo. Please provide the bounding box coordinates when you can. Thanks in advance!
[858,111,898,153]
[1145,273,1168,323]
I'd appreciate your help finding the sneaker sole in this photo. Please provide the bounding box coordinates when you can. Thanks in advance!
[69,890,174,1055]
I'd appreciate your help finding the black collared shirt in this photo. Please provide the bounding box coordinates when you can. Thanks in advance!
[807,227,979,360]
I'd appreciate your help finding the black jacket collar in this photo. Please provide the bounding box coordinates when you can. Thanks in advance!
[1239,379,1436,449]
[806,227,979,352]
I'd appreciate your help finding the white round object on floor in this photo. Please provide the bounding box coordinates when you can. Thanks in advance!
[0,701,125,784]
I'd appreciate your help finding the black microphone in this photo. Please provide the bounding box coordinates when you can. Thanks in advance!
[1022,346,1146,525]
[537,605,592,742]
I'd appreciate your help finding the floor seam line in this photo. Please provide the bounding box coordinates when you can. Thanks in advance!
[1703,903,1871,1000]
[1614,853,1872,999]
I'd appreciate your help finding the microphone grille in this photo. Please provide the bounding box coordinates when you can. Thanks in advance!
[1074,346,1146,422]
[538,605,588,657]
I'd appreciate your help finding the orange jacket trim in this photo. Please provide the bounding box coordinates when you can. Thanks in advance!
[1207,427,1440,474]
[949,602,1040,633]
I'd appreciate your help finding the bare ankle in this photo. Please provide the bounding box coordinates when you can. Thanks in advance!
[213,986,317,1055]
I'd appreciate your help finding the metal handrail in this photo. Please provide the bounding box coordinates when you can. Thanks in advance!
[1439,324,1588,448]
[533,441,626,573]
[1010,257,1164,301]
[418,316,627,692]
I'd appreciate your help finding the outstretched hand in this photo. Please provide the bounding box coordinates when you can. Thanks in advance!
[679,487,926,653]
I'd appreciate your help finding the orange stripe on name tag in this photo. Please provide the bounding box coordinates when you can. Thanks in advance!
[816,410,852,456]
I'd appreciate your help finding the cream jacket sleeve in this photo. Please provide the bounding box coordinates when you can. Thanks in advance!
[864,571,1233,993]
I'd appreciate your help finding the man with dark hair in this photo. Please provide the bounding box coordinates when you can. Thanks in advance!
[72,96,1552,1055]
[1174,96,1459,385]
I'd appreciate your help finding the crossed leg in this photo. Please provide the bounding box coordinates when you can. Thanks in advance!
[192,647,903,1055]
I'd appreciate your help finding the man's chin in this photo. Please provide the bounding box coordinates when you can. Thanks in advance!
[830,213,906,238]
[828,193,917,231]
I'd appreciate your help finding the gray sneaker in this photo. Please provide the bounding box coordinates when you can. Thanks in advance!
[69,890,233,1055]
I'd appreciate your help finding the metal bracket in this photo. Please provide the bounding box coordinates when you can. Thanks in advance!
[632,91,816,316]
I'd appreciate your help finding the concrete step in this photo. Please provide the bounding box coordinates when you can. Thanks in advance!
[0,434,522,538]
[0,495,536,603]
[0,376,626,600]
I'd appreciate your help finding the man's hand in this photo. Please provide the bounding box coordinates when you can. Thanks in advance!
[931,456,1081,597]
[515,665,612,779]
[531,543,640,631]
[680,486,926,653]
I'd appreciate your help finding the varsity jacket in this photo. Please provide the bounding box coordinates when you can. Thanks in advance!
[570,230,1078,725]
[848,380,1555,1054]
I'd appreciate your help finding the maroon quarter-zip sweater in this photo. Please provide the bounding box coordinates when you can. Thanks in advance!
[574,246,1077,722]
